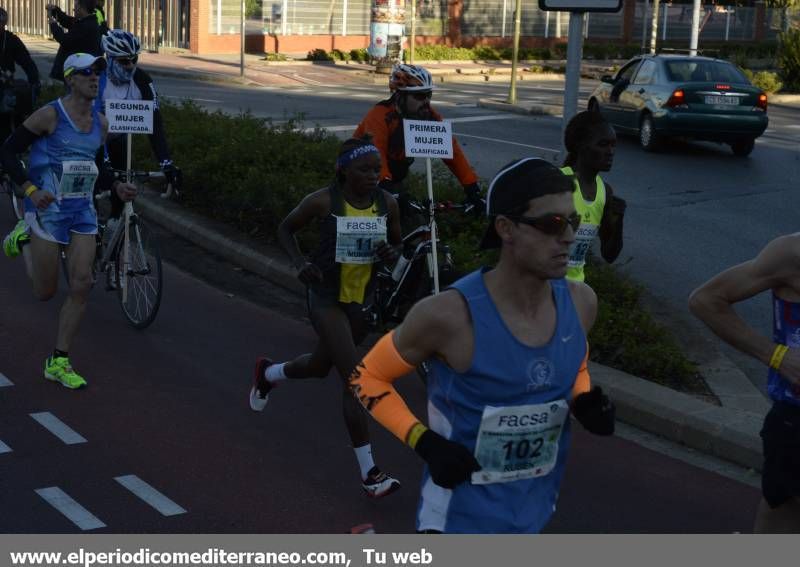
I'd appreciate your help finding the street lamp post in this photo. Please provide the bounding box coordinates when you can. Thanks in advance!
[690,0,701,56]
[240,0,246,77]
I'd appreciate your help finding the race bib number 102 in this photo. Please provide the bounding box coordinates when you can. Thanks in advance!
[471,400,569,485]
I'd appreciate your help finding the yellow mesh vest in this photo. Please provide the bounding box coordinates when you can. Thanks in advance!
[561,166,606,282]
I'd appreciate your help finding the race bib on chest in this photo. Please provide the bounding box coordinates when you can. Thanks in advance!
[567,223,599,268]
[335,216,387,265]
[471,400,569,485]
[59,161,98,199]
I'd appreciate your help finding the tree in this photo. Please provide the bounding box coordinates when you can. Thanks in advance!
[768,0,800,33]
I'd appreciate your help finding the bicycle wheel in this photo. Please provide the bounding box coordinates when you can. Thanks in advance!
[115,216,163,329]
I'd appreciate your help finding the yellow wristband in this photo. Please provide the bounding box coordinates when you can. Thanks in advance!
[406,422,428,449]
[24,185,38,198]
[770,344,789,371]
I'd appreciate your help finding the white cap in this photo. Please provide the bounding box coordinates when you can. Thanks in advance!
[63,53,106,77]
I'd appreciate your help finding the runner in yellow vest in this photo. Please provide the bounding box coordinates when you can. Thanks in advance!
[561,110,626,282]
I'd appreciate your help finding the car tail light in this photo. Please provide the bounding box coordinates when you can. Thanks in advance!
[665,89,687,108]
[755,92,768,111]
[716,84,731,90]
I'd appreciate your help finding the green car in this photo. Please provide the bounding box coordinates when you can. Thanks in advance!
[588,54,769,156]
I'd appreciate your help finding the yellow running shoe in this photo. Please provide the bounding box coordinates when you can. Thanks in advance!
[44,356,88,389]
[3,219,30,258]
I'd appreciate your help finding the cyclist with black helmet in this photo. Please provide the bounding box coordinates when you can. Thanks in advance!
[0,7,41,139]
[97,29,179,218]
[354,64,482,208]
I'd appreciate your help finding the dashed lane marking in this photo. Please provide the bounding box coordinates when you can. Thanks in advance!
[30,412,87,445]
[35,487,106,531]
[114,475,188,516]
[0,439,11,454]
[0,372,13,387]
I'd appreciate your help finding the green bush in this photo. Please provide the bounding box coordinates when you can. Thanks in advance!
[472,45,502,60]
[744,69,783,93]
[330,49,351,61]
[306,48,332,61]
[263,52,288,62]
[349,48,370,62]
[131,100,341,241]
[408,44,475,61]
[778,29,800,92]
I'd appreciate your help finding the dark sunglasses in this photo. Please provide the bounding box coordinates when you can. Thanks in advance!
[116,56,138,65]
[410,91,432,101]
[505,212,581,236]
[73,66,103,77]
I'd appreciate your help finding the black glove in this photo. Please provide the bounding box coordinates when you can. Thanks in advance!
[414,429,481,488]
[463,183,484,214]
[160,160,181,188]
[572,386,615,436]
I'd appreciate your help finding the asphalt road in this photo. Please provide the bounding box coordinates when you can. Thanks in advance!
[0,206,761,532]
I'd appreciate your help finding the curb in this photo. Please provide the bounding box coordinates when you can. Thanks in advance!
[136,192,765,473]
[477,98,563,118]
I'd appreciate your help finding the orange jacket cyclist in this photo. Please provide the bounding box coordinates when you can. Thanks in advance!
[561,110,626,282]
[354,64,482,208]
[248,136,404,499]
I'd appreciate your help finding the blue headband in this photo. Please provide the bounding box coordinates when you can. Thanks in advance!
[336,144,380,171]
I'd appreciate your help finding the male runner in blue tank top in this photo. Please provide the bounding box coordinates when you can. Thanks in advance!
[1,53,137,389]
[348,158,616,533]
[690,235,800,533]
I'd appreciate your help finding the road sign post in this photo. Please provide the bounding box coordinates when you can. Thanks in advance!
[538,1,622,156]
[403,119,454,295]
[104,100,155,303]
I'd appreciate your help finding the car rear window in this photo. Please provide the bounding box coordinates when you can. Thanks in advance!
[665,60,748,83]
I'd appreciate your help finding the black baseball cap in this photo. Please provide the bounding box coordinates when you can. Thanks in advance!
[479,158,573,249]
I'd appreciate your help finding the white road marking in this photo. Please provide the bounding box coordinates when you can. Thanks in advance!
[455,132,561,155]
[0,372,13,387]
[114,475,187,516]
[35,487,106,530]
[29,412,87,445]
[0,439,11,454]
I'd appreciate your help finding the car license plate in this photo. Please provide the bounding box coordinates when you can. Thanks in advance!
[704,95,739,105]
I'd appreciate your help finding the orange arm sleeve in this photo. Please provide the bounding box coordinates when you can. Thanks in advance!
[570,348,591,399]
[354,107,393,182]
[348,331,421,444]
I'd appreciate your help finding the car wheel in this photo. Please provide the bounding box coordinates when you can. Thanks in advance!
[588,98,600,113]
[730,138,755,157]
[639,114,660,152]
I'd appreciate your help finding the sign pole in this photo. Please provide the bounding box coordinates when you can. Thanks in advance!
[561,11,584,154]
[426,158,440,295]
[507,0,522,105]
[122,132,133,303]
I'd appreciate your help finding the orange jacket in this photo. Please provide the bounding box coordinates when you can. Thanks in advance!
[353,99,478,188]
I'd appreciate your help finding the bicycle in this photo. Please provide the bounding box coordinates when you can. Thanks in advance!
[63,168,175,329]
[366,195,482,383]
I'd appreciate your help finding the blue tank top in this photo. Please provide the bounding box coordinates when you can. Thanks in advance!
[28,99,103,214]
[769,293,800,406]
[419,269,587,533]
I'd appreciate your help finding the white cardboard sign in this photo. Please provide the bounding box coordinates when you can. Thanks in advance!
[403,119,453,159]
[104,99,154,134]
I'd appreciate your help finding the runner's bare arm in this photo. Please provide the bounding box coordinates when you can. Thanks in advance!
[277,190,329,281]
[1,106,57,198]
[384,191,402,247]
[569,280,598,335]
[689,235,800,383]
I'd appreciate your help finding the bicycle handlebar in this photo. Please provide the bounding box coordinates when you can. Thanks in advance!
[106,168,178,199]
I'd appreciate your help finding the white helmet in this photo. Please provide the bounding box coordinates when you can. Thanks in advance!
[389,64,434,93]
[102,30,141,58]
